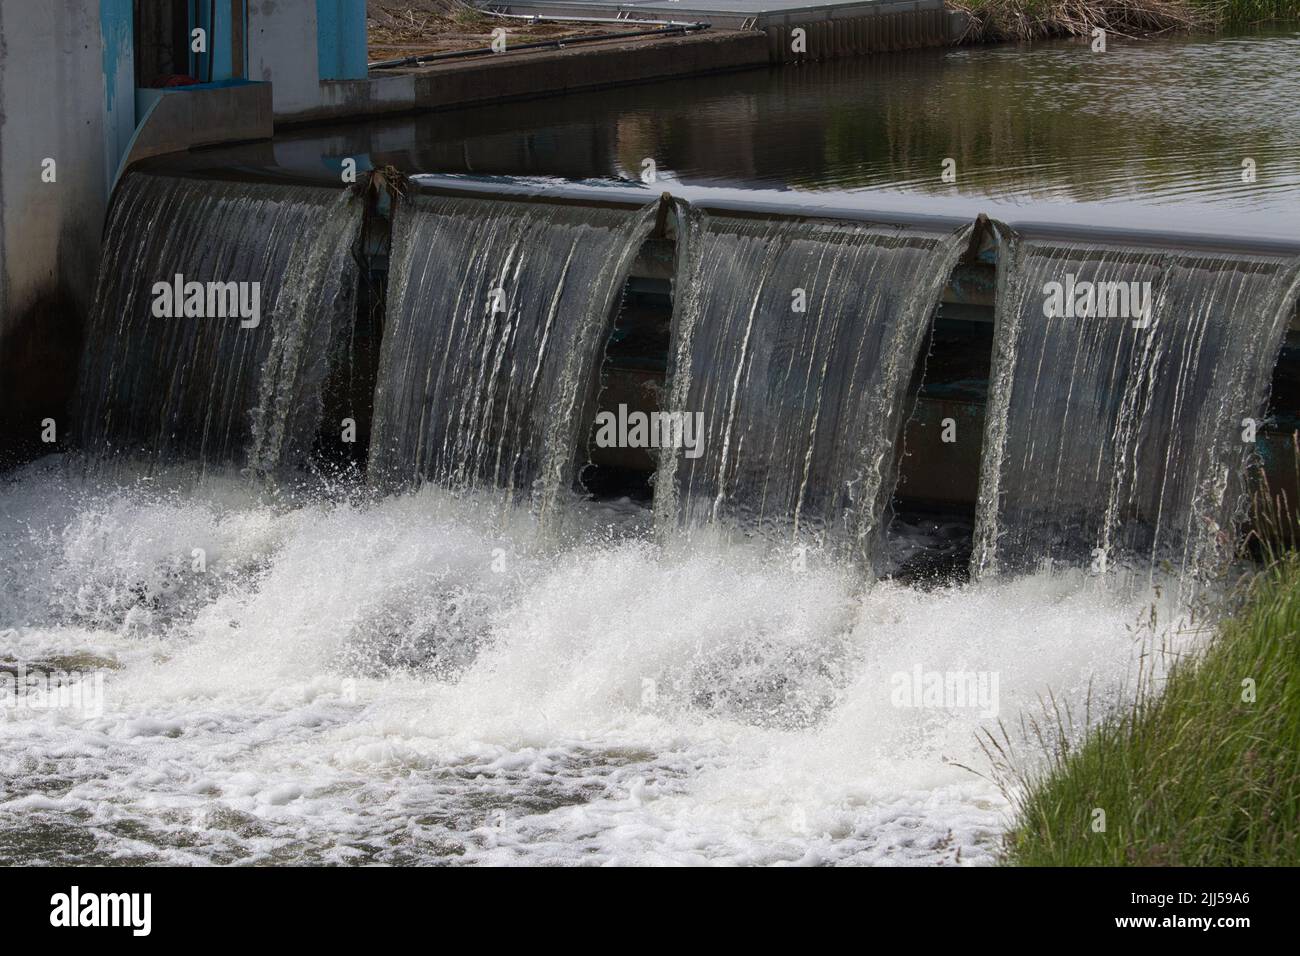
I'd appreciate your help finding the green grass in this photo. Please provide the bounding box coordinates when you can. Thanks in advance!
[950,0,1299,42]
[999,556,1300,865]
[1211,0,1300,23]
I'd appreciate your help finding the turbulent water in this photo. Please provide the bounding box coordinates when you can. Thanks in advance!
[0,458,1190,866]
[656,211,970,565]
[370,195,654,516]
[974,234,1300,586]
[76,173,363,471]
[11,181,1274,865]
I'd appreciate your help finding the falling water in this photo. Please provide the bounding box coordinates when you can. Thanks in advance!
[76,172,363,471]
[369,195,655,516]
[973,233,1300,586]
[655,209,971,566]
[0,458,1184,865]
[14,155,1295,866]
[2,184,1232,865]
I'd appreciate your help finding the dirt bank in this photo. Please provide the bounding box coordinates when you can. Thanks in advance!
[368,0,650,60]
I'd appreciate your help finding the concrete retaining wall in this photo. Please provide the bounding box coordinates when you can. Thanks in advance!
[126,81,274,176]
[766,6,952,61]
[277,6,967,126]
[0,1,111,467]
[283,30,773,126]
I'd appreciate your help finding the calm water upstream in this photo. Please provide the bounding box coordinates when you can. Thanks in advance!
[307,27,1300,238]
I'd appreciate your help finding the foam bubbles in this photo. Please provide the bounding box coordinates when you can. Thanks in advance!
[0,458,1191,865]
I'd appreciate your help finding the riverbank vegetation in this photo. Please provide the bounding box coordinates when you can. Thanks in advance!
[998,488,1300,865]
[370,0,1297,55]
[952,0,1299,43]
[367,0,645,58]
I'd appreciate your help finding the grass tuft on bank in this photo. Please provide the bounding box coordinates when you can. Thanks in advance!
[998,546,1300,866]
[950,0,1299,43]
[1211,0,1300,23]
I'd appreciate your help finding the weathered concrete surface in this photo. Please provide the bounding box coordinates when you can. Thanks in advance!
[281,30,772,126]
[239,0,367,118]
[124,82,274,180]
[246,0,325,118]
[899,397,985,507]
[766,6,951,62]
[0,1,108,468]
[416,29,772,111]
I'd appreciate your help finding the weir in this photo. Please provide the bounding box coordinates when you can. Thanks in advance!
[655,208,970,566]
[368,193,657,517]
[14,9,1300,871]
[973,235,1300,586]
[76,172,364,472]
[70,171,1300,585]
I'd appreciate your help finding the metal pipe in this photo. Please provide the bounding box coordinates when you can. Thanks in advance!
[482,12,710,29]
[367,23,710,70]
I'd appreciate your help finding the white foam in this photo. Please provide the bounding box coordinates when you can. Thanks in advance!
[0,459,1193,865]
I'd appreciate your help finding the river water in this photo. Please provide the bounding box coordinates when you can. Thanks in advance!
[330,27,1300,235]
[2,29,1294,866]
[0,459,1189,864]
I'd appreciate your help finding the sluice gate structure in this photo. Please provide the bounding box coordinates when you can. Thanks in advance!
[71,159,1300,588]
